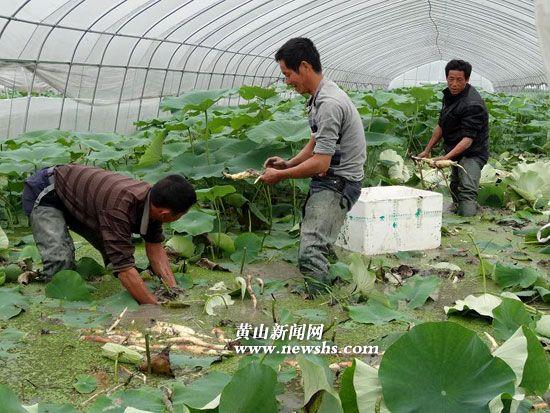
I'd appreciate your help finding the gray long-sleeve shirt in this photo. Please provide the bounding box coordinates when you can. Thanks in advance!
[307,78,366,182]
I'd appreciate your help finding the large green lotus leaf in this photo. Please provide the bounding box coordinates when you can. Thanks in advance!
[364,132,403,147]
[230,113,262,130]
[355,360,390,413]
[493,326,529,385]
[172,371,231,410]
[170,209,215,235]
[2,145,70,166]
[488,393,532,413]
[169,354,219,370]
[362,116,391,133]
[136,130,165,167]
[166,235,195,258]
[0,384,26,412]
[161,89,232,112]
[45,270,92,301]
[493,263,538,289]
[339,359,390,413]
[297,356,342,411]
[218,363,278,413]
[207,233,235,253]
[506,161,550,204]
[75,257,105,279]
[87,387,166,413]
[17,129,70,144]
[315,391,345,413]
[348,253,375,296]
[72,137,111,152]
[0,161,34,175]
[17,245,41,263]
[338,360,359,413]
[476,240,509,252]
[363,90,409,108]
[329,262,352,282]
[86,149,127,164]
[230,232,261,264]
[519,326,550,395]
[347,300,411,325]
[444,293,507,318]
[98,291,139,314]
[72,132,119,146]
[162,141,191,160]
[408,86,436,104]
[478,184,505,207]
[196,185,236,202]
[225,142,291,173]
[379,322,516,413]
[211,138,257,163]
[130,164,171,184]
[0,287,29,320]
[492,324,550,396]
[379,149,410,183]
[239,85,277,101]
[388,98,424,116]
[263,233,298,250]
[388,275,440,309]
[480,163,508,185]
[170,152,225,180]
[247,119,309,144]
[492,298,535,341]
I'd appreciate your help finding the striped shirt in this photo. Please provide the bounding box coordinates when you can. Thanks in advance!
[54,164,164,270]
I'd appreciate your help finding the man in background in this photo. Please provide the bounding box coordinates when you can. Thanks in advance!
[418,59,489,216]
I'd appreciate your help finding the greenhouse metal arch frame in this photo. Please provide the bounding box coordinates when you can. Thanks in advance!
[0,0,548,137]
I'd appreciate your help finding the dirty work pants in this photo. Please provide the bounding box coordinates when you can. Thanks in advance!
[30,206,111,280]
[298,189,348,293]
[30,205,76,279]
[449,156,484,217]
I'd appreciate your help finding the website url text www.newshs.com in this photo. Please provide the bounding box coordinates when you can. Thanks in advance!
[234,342,379,356]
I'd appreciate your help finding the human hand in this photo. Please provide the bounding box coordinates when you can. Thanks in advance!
[263,156,289,170]
[259,168,285,185]
[417,150,431,159]
[118,268,158,304]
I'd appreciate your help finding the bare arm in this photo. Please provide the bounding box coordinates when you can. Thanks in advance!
[418,125,443,157]
[260,153,331,184]
[146,242,177,288]
[437,137,473,160]
[118,267,158,304]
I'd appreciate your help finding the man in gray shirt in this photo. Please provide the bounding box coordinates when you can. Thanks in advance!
[260,37,366,296]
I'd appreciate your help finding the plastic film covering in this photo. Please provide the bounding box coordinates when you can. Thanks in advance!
[0,0,547,136]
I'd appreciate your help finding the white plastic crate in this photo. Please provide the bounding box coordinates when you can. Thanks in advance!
[336,186,443,255]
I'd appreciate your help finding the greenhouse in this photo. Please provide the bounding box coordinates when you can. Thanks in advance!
[0,0,549,412]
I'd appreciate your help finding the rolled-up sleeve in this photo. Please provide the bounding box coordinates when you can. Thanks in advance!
[459,104,486,139]
[98,210,135,270]
[312,99,344,155]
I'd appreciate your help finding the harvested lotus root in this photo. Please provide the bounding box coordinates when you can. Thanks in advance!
[223,169,262,182]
